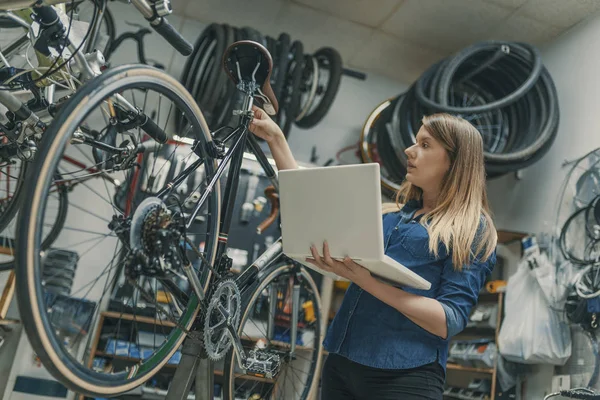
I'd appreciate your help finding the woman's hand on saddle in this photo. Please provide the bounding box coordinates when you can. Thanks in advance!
[306,241,373,288]
[249,105,285,143]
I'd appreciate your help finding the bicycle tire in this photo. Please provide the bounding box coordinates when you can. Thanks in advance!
[376,98,405,184]
[199,24,226,118]
[202,23,230,126]
[15,64,220,397]
[359,99,401,198]
[272,33,291,118]
[295,55,319,122]
[177,23,220,131]
[415,41,542,113]
[0,159,28,240]
[180,23,214,88]
[280,40,304,137]
[241,26,263,46]
[0,168,69,271]
[295,47,342,129]
[484,66,559,166]
[177,23,214,131]
[40,174,69,250]
[222,259,323,400]
[213,24,238,129]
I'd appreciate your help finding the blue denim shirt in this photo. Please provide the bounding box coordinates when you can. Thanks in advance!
[323,199,496,372]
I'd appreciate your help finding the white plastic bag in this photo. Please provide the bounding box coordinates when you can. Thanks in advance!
[498,245,571,365]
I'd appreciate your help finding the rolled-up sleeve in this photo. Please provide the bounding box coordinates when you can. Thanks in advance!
[437,250,496,339]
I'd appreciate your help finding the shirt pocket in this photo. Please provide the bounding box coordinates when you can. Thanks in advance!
[399,224,436,261]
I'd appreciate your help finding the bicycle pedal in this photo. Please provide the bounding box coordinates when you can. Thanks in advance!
[242,349,282,379]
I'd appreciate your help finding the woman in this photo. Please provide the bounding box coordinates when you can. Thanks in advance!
[249,108,498,400]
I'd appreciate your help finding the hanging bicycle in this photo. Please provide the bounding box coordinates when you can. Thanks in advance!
[14,37,323,399]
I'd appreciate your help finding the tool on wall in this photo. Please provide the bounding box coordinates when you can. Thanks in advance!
[256,187,279,234]
[170,153,186,194]
[253,196,267,216]
[240,172,260,224]
[172,154,189,196]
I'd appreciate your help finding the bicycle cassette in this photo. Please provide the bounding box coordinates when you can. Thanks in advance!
[204,279,242,360]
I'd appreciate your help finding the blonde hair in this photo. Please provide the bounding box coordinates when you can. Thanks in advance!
[383,113,497,270]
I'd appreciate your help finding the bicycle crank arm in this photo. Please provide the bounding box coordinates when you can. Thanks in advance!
[226,323,247,371]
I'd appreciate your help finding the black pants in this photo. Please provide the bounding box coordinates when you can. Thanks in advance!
[321,353,445,400]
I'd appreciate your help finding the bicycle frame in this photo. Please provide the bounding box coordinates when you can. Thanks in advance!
[155,91,282,273]
[145,88,304,369]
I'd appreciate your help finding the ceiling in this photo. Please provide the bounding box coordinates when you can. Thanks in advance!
[170,0,600,83]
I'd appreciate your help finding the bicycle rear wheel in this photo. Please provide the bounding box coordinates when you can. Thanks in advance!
[16,64,220,396]
[222,260,323,400]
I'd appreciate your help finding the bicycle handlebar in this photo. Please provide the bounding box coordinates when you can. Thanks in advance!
[1,0,193,56]
[130,0,193,56]
[149,17,193,56]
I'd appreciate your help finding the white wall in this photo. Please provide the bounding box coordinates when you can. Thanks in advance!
[486,9,600,399]
[486,10,600,236]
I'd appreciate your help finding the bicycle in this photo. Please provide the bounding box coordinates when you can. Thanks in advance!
[15,37,323,399]
[0,0,192,269]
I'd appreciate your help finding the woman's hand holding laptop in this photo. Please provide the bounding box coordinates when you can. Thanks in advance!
[305,240,374,288]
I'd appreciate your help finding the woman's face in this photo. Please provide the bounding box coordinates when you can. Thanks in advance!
[404,126,451,192]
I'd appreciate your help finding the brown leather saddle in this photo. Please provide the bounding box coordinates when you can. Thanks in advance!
[222,40,279,115]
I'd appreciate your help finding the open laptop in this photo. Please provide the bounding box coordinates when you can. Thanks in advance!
[278,163,431,291]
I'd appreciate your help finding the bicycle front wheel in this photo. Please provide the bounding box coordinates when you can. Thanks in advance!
[222,260,323,400]
[16,64,221,397]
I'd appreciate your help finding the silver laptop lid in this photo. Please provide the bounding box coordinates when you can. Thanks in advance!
[279,163,384,261]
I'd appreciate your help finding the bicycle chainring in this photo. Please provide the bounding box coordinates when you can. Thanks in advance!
[203,279,242,361]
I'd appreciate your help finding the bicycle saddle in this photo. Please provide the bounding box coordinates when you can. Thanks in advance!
[223,40,279,116]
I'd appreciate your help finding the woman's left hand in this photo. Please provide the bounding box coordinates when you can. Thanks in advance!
[306,241,373,288]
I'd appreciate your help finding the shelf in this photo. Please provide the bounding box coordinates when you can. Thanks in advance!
[95,351,178,369]
[446,363,494,374]
[497,230,528,245]
[459,325,496,335]
[94,352,275,383]
[444,393,489,400]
